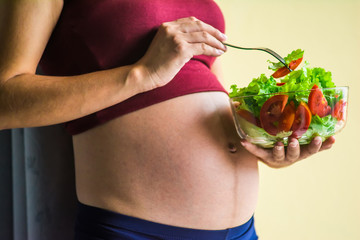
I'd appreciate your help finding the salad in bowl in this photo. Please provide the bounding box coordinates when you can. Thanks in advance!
[229,49,348,148]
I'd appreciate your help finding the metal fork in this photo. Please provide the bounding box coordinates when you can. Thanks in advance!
[224,43,292,72]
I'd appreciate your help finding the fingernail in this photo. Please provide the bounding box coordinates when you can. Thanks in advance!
[314,137,322,145]
[216,49,225,55]
[220,32,227,40]
[289,140,298,148]
[275,145,283,151]
[222,44,227,51]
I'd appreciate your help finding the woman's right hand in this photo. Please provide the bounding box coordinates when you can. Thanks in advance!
[136,16,227,91]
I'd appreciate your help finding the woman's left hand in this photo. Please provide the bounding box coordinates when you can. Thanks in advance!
[240,136,336,168]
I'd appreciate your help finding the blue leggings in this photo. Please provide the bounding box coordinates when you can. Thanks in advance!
[75,202,258,240]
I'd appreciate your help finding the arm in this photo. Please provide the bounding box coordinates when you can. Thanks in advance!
[0,0,227,130]
[0,0,146,129]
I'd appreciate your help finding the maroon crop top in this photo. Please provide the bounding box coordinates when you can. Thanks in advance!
[39,0,227,135]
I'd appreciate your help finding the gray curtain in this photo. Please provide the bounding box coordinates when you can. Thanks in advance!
[0,125,77,240]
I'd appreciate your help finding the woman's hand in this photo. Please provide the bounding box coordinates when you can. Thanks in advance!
[136,16,227,91]
[240,136,336,168]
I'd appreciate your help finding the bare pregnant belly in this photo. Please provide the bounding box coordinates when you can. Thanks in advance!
[72,91,259,230]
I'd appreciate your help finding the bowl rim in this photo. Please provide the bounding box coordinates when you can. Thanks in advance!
[229,86,349,99]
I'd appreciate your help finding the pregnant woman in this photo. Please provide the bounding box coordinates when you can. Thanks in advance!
[0,0,334,239]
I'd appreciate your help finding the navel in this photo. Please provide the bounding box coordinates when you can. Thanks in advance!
[228,142,238,153]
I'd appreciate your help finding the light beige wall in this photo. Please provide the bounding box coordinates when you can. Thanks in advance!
[215,0,360,239]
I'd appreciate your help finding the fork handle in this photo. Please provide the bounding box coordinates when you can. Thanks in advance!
[224,43,292,71]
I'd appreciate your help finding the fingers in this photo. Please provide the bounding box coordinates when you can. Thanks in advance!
[178,17,227,41]
[299,136,322,159]
[163,16,227,57]
[308,136,323,153]
[191,42,225,57]
[186,31,227,51]
[241,136,336,169]
[320,136,335,151]
[140,16,227,90]
[268,139,300,167]
[285,138,300,162]
[241,140,287,168]
[240,140,271,160]
[272,142,285,162]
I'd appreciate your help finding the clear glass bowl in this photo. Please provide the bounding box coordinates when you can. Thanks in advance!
[229,86,349,148]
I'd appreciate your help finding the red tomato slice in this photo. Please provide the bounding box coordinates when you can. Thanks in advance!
[291,102,312,139]
[308,84,331,117]
[289,57,303,70]
[260,95,289,135]
[272,67,291,79]
[276,82,286,86]
[237,109,261,127]
[272,57,303,79]
[278,101,296,132]
[331,99,346,121]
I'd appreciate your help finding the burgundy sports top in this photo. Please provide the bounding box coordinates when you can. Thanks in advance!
[39,0,227,135]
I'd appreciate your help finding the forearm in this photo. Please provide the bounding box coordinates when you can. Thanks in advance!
[0,64,147,129]
[0,0,227,130]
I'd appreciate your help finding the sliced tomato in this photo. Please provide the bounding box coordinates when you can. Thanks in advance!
[291,102,312,139]
[272,67,291,79]
[278,101,296,132]
[331,99,346,121]
[272,57,303,79]
[289,57,303,70]
[276,82,286,86]
[260,95,289,135]
[237,109,261,127]
[308,84,331,117]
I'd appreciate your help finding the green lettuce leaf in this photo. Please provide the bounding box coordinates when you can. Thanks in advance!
[299,115,337,143]
[229,74,279,117]
[268,49,304,71]
[229,49,340,144]
[230,59,335,117]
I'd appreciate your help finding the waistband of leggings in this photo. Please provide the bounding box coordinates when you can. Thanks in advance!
[76,201,255,239]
